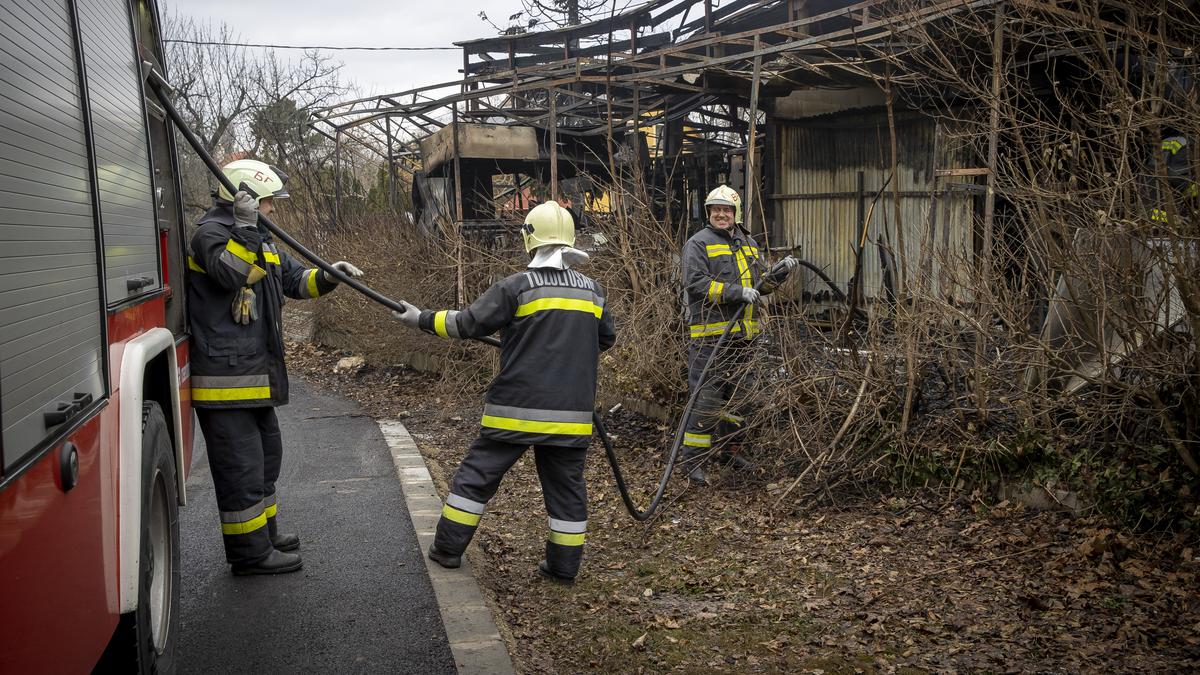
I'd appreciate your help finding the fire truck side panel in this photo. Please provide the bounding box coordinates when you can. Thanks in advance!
[0,0,193,668]
[0,0,107,479]
[108,294,189,501]
[77,0,163,307]
[0,416,116,672]
[176,340,194,479]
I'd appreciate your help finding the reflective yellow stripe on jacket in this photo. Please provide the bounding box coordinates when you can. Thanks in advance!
[191,375,271,402]
[688,319,759,339]
[515,297,603,318]
[305,269,320,298]
[480,404,593,437]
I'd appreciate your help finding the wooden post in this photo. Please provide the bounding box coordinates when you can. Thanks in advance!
[548,88,558,200]
[976,2,1006,425]
[744,37,763,235]
[385,116,395,211]
[452,103,465,307]
[334,129,342,226]
[983,3,1005,284]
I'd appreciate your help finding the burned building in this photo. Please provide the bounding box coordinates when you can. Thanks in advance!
[311,0,1197,324]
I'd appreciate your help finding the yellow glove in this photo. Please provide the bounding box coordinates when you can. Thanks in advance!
[231,287,258,325]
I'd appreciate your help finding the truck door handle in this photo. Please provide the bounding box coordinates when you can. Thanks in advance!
[44,392,94,428]
[127,275,156,292]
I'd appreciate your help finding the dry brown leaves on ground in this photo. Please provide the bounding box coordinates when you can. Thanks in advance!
[287,340,1200,674]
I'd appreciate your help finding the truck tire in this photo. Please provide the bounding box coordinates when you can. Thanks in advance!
[102,401,181,673]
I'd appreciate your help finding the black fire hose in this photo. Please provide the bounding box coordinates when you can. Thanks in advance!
[148,69,811,522]
[145,71,658,517]
[604,261,791,520]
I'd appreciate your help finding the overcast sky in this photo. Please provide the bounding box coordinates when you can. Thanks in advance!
[162,0,529,98]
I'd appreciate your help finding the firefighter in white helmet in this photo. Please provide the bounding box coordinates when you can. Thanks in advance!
[679,185,799,485]
[393,200,616,584]
[187,159,364,575]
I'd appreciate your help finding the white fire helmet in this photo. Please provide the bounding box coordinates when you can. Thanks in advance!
[217,159,291,204]
[704,184,742,224]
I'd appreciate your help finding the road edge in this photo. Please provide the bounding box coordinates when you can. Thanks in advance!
[378,420,516,675]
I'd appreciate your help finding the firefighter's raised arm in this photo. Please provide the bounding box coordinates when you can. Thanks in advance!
[392,281,516,340]
[188,194,267,292]
[279,252,362,300]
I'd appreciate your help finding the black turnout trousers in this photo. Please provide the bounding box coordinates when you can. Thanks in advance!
[434,436,589,578]
[196,407,287,565]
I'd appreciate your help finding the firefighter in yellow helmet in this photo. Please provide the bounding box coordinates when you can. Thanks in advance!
[679,185,799,485]
[188,159,364,575]
[392,201,616,583]
[1149,135,1197,225]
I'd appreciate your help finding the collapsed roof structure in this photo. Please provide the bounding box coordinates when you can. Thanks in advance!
[311,0,1196,312]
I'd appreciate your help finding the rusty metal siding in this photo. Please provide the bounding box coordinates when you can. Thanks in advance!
[772,112,977,305]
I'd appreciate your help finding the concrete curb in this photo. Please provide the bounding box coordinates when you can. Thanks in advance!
[378,421,516,675]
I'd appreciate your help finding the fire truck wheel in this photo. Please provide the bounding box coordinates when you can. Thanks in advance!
[109,401,181,674]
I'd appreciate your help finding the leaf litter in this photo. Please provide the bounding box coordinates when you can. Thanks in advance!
[288,340,1200,673]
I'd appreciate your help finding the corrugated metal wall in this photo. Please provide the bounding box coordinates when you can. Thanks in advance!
[771,112,977,304]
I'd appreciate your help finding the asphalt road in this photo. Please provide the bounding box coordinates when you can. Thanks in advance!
[178,379,456,674]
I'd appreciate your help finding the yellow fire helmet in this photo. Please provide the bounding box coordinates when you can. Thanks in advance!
[521,200,576,253]
[217,159,291,204]
[704,184,743,224]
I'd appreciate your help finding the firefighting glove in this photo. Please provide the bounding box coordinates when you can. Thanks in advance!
[233,191,259,229]
[766,255,801,283]
[232,287,259,325]
[324,261,364,283]
[778,255,801,274]
[391,300,422,329]
[739,286,761,305]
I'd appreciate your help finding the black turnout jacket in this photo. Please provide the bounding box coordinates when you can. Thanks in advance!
[186,204,337,408]
[418,267,617,448]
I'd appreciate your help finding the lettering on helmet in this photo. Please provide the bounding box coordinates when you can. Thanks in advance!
[253,170,274,184]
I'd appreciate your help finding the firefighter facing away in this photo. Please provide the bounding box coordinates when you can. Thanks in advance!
[680,185,799,485]
[188,159,364,575]
[392,201,616,583]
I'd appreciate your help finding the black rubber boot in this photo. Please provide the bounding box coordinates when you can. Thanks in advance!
[231,549,303,576]
[681,448,709,486]
[719,451,754,471]
[272,533,301,552]
[268,516,300,551]
[537,560,575,586]
[427,543,462,569]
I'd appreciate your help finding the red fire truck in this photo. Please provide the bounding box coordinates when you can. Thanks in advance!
[1,0,192,671]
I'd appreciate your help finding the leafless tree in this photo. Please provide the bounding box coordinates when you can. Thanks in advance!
[162,12,349,218]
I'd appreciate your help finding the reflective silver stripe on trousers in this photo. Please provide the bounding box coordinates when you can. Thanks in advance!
[549,518,587,533]
[481,404,593,424]
[443,310,461,338]
[219,249,253,276]
[191,374,271,388]
[220,500,265,523]
[516,286,604,308]
[263,492,277,507]
[446,493,486,515]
